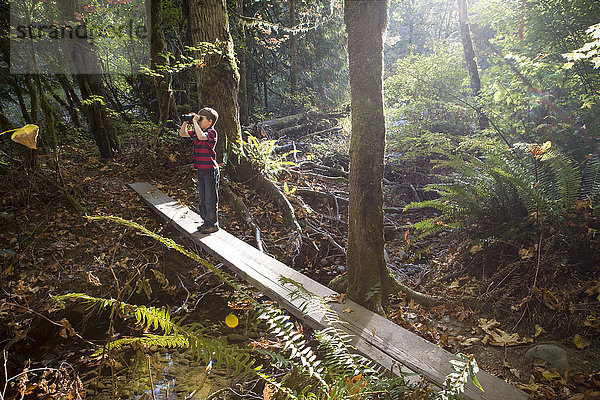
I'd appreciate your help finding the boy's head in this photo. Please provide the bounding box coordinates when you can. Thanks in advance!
[198,107,218,128]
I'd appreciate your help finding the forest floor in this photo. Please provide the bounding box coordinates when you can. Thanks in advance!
[1,127,600,399]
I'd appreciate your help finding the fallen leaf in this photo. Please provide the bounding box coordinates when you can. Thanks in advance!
[325,293,346,304]
[343,308,353,313]
[534,324,546,338]
[469,244,483,254]
[584,280,600,301]
[263,383,276,400]
[86,271,102,286]
[518,247,535,259]
[573,334,590,349]
[541,369,561,381]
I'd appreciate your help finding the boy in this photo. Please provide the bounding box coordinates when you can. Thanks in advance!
[179,107,220,234]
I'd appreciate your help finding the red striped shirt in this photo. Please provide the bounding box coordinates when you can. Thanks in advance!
[188,127,217,170]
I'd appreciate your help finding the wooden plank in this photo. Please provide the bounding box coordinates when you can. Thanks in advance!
[130,182,527,400]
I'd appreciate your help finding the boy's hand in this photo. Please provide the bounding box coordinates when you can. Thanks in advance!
[192,114,200,123]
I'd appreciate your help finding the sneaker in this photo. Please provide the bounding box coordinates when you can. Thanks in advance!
[198,225,219,234]
[197,223,208,232]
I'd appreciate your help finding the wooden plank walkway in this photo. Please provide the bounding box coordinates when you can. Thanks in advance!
[130,182,528,400]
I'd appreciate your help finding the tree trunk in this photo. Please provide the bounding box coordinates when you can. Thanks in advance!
[187,0,254,180]
[150,0,177,128]
[10,76,31,124]
[289,0,298,109]
[63,0,120,159]
[457,0,488,129]
[237,0,249,126]
[58,74,81,126]
[345,0,389,313]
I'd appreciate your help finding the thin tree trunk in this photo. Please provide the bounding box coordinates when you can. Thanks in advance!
[289,0,298,109]
[149,0,176,129]
[345,0,389,313]
[237,0,249,126]
[457,0,488,129]
[12,76,31,124]
[58,74,80,126]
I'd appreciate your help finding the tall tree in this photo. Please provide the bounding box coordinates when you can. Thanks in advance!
[457,0,488,129]
[188,0,253,179]
[149,0,178,128]
[345,0,390,312]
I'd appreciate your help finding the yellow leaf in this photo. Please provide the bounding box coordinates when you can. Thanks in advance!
[470,244,483,254]
[10,124,40,149]
[518,247,534,259]
[534,324,546,338]
[225,314,239,328]
[542,369,561,381]
[343,308,353,313]
[573,334,590,349]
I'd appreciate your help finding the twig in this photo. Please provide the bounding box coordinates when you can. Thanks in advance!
[147,355,157,400]
[1,350,7,400]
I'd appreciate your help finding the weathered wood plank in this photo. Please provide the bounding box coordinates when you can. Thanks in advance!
[129,182,527,400]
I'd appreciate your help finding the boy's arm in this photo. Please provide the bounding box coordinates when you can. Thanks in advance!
[192,116,209,140]
[179,121,191,137]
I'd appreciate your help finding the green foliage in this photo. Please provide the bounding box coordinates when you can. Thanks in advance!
[385,45,475,137]
[52,293,264,377]
[405,139,600,238]
[239,134,296,179]
[436,353,483,400]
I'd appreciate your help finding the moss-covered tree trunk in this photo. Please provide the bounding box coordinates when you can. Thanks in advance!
[345,0,390,313]
[188,0,253,180]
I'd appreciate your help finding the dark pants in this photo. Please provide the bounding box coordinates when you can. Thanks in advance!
[197,168,219,227]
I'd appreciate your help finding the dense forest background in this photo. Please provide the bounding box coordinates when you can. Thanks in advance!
[1,0,600,398]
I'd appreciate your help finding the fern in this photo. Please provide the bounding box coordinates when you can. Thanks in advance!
[239,134,296,179]
[436,353,483,400]
[406,140,592,237]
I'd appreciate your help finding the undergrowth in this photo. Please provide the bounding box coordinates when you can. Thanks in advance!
[52,215,483,399]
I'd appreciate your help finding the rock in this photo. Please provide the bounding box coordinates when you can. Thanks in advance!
[319,259,328,267]
[328,275,347,293]
[525,344,568,375]
[336,265,346,273]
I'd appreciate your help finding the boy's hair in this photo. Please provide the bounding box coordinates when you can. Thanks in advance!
[198,107,219,128]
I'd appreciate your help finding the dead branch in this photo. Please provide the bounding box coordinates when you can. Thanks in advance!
[288,169,349,184]
[304,221,346,255]
[294,187,349,208]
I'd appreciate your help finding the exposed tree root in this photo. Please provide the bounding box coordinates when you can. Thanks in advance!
[221,178,264,252]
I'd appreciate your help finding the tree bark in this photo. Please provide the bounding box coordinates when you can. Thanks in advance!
[457,0,488,129]
[345,0,389,313]
[188,0,242,160]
